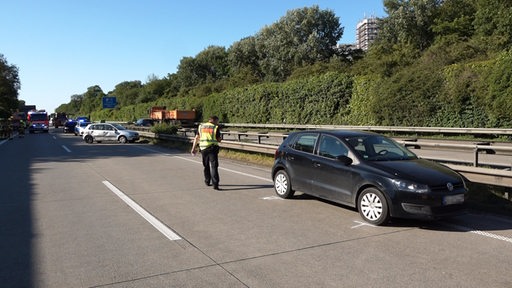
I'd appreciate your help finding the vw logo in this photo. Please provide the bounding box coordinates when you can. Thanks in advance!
[446,182,454,191]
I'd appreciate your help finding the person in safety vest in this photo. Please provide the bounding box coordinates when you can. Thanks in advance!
[191,116,222,190]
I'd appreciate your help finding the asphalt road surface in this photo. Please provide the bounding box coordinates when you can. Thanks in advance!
[1,129,511,288]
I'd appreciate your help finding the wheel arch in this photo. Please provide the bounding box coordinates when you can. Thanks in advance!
[271,164,286,180]
[354,183,394,215]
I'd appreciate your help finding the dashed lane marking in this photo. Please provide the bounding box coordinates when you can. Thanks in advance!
[103,180,181,241]
[443,222,512,244]
[261,196,284,200]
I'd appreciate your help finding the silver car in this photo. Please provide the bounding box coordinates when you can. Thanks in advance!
[83,123,139,144]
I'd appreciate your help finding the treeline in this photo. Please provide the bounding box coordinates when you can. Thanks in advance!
[55,1,512,128]
[0,54,21,119]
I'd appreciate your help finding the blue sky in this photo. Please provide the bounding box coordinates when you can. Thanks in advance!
[1,0,385,113]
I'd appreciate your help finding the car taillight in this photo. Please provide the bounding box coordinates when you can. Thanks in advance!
[274,149,280,159]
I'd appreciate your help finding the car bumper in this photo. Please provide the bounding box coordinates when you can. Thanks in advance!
[391,190,468,219]
[29,125,49,132]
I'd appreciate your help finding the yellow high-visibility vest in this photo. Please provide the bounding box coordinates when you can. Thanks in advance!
[199,122,219,150]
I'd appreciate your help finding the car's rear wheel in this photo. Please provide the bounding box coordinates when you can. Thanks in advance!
[358,188,389,226]
[119,136,128,143]
[273,170,294,199]
[84,135,94,144]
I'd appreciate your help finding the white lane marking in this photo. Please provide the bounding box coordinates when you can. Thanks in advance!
[352,218,512,244]
[133,146,272,182]
[444,223,512,244]
[174,155,273,183]
[351,221,376,229]
[133,146,512,244]
[102,180,181,241]
[62,145,71,152]
[261,196,283,200]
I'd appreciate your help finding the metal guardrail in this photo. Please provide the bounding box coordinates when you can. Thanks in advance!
[222,123,512,136]
[397,140,512,168]
[138,129,512,188]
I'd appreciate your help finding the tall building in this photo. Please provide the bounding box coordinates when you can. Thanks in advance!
[356,16,379,51]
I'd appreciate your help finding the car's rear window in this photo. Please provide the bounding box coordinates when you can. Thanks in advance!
[291,134,318,154]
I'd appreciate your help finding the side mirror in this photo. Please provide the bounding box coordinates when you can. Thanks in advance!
[336,155,353,166]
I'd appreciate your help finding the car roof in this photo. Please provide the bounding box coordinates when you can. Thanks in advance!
[289,129,379,138]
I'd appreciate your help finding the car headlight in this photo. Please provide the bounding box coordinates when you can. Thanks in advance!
[392,179,430,193]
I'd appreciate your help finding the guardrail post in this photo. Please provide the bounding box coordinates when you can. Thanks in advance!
[474,148,479,167]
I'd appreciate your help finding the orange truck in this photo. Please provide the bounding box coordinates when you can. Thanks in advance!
[149,106,196,126]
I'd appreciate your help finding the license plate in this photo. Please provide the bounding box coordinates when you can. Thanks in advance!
[443,194,465,205]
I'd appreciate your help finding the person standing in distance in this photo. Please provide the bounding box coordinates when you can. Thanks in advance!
[191,116,222,190]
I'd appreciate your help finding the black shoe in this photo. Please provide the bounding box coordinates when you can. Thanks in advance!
[213,186,220,190]
[205,181,211,186]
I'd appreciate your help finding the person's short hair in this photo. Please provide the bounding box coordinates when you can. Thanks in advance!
[209,116,219,122]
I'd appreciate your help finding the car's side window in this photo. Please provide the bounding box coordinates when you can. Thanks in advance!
[104,125,113,131]
[319,135,348,159]
[292,134,318,154]
[346,137,368,158]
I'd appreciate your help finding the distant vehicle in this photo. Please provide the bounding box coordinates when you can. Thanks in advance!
[27,110,49,133]
[74,121,91,136]
[51,112,67,128]
[63,120,77,133]
[271,130,468,226]
[83,123,139,144]
[134,118,154,127]
[75,116,90,123]
[149,106,196,127]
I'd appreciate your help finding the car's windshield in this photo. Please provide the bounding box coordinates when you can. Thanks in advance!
[112,123,126,130]
[345,135,417,161]
[29,114,47,121]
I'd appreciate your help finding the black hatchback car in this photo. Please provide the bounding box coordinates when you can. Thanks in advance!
[63,120,77,133]
[271,130,468,225]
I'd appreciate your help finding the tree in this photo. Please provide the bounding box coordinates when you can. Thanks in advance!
[137,75,167,103]
[176,46,229,91]
[254,5,343,81]
[473,0,512,51]
[227,36,263,85]
[0,54,20,118]
[431,0,476,40]
[380,0,442,51]
[111,81,142,106]
[79,85,104,115]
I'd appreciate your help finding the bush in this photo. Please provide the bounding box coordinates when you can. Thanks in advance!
[151,122,179,135]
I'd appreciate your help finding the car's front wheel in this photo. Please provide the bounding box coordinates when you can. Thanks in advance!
[273,170,295,199]
[119,136,128,143]
[358,188,389,226]
[84,135,94,144]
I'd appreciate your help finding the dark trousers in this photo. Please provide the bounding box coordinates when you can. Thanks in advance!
[201,145,220,187]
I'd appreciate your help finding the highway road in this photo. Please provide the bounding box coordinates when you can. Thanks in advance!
[1,128,511,287]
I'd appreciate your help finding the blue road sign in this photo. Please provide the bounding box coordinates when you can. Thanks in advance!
[102,97,117,109]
